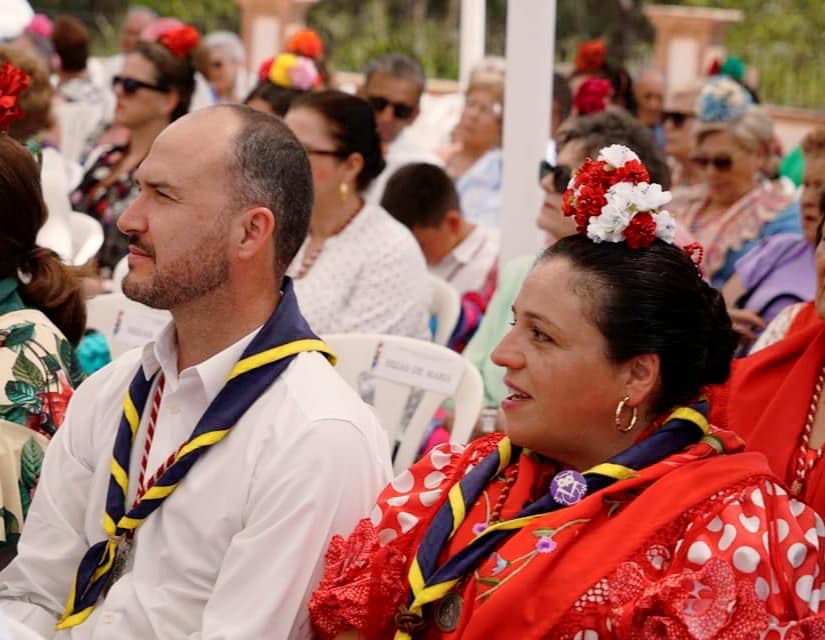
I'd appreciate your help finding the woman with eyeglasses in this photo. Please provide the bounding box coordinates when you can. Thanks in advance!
[445,58,505,229]
[70,23,199,274]
[283,90,431,337]
[678,77,796,291]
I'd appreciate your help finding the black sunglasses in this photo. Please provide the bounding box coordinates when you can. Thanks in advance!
[690,154,734,171]
[538,160,572,194]
[663,111,692,128]
[113,75,169,96]
[366,95,415,120]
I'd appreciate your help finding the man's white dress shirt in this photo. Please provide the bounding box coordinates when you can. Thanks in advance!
[0,321,392,639]
[429,226,499,297]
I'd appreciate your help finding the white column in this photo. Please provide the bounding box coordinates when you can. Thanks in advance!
[499,0,556,263]
[459,0,486,88]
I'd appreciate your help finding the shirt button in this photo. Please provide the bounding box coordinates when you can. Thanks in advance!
[168,404,180,415]
[101,612,116,624]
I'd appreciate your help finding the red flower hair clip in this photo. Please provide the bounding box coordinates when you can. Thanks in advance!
[562,145,676,250]
[575,39,607,74]
[159,25,200,58]
[574,77,612,116]
[285,29,324,61]
[0,62,31,132]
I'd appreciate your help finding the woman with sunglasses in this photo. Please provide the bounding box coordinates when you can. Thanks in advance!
[70,23,199,274]
[445,58,505,229]
[678,77,796,290]
[309,146,825,639]
[283,90,431,337]
[720,126,825,353]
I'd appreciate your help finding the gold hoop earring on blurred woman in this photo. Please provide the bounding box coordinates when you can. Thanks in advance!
[615,396,637,432]
[339,182,349,202]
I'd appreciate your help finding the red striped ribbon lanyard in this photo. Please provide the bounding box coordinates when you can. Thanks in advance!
[128,375,180,539]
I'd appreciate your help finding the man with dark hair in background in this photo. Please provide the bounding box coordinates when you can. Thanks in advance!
[360,53,442,202]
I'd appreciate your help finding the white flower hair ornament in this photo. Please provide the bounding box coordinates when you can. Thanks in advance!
[561,144,677,250]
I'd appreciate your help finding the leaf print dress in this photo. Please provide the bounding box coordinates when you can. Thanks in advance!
[0,309,83,547]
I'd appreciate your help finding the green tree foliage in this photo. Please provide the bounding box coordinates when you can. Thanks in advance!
[680,0,825,109]
[32,0,824,108]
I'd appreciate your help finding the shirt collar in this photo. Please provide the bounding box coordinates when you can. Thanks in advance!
[449,225,493,265]
[140,321,262,404]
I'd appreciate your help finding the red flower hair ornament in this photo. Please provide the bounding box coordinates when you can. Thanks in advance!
[158,25,200,58]
[0,62,31,132]
[562,145,677,250]
[574,77,612,115]
[575,39,607,74]
[285,29,324,61]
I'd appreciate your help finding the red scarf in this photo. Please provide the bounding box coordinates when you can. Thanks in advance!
[709,312,825,514]
[424,434,773,638]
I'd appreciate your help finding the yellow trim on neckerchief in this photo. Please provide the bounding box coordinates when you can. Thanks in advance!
[228,339,336,379]
[57,337,334,630]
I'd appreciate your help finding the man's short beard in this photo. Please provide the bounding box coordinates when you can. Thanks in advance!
[122,229,231,310]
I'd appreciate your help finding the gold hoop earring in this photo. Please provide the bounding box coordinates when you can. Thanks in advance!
[615,396,637,433]
[339,182,349,202]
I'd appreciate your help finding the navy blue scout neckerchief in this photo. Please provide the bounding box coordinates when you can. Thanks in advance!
[58,278,336,629]
[395,401,713,639]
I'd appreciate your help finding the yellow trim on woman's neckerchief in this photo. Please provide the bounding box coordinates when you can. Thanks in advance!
[394,399,715,639]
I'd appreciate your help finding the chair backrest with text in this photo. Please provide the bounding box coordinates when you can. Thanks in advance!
[85,293,171,359]
[323,332,484,472]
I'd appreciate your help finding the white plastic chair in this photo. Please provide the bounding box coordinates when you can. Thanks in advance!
[323,333,484,472]
[68,211,104,266]
[429,274,460,346]
[85,292,171,359]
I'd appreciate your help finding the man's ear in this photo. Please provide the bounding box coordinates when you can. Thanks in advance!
[443,209,463,234]
[236,206,276,262]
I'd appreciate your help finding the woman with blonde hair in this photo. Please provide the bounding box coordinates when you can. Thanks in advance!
[678,77,796,289]
[445,57,505,228]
